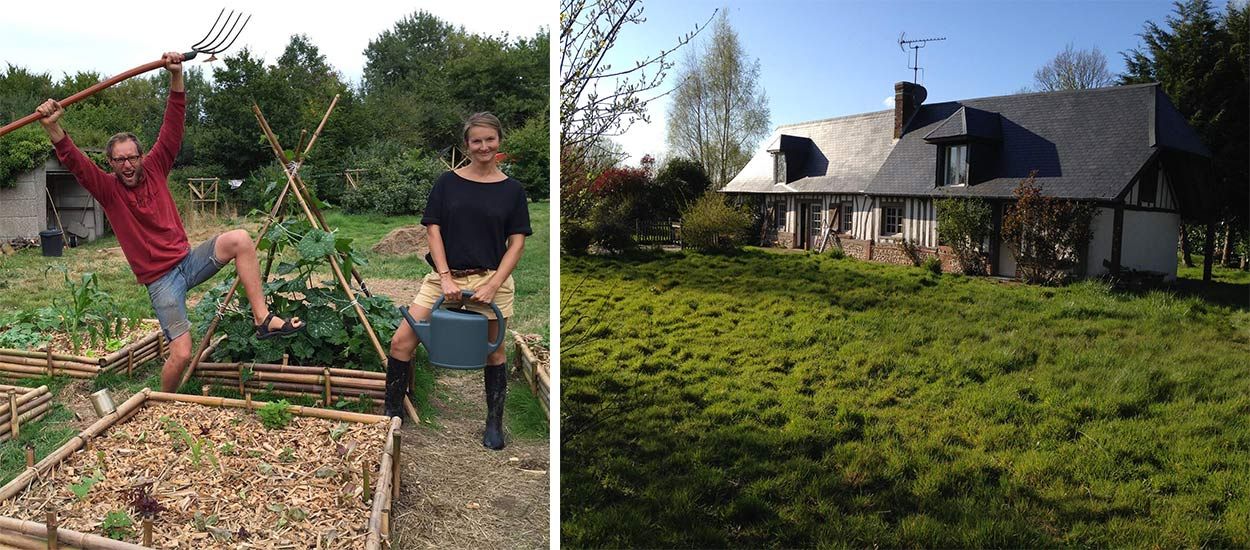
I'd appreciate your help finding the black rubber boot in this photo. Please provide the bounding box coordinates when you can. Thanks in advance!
[482,363,507,450]
[385,355,411,420]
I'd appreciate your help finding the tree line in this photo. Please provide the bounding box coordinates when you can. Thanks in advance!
[0,11,550,212]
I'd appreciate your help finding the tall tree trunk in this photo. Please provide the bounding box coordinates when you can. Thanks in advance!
[1220,222,1232,267]
[1203,219,1216,283]
[1179,221,1195,267]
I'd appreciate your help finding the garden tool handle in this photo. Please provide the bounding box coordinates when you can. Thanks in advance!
[0,53,196,139]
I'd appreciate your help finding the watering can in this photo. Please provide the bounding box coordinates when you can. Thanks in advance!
[399,290,505,370]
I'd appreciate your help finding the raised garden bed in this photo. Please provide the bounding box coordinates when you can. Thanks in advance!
[512,333,550,419]
[0,320,164,381]
[0,390,402,549]
[0,384,53,444]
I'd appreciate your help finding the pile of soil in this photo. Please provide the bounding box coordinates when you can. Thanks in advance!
[372,226,430,257]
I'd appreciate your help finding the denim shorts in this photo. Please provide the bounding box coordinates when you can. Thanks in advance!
[147,236,226,342]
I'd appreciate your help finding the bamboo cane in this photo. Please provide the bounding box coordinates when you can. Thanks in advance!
[147,392,388,424]
[7,392,17,439]
[0,394,53,437]
[0,529,44,549]
[195,362,386,380]
[190,383,384,406]
[391,433,401,500]
[45,511,56,550]
[0,356,98,372]
[0,361,97,376]
[25,446,34,468]
[101,331,160,366]
[323,368,331,407]
[365,418,400,549]
[193,376,384,397]
[0,348,100,364]
[192,369,384,390]
[142,520,151,547]
[0,517,145,549]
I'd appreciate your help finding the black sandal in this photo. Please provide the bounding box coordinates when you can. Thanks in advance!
[255,312,305,340]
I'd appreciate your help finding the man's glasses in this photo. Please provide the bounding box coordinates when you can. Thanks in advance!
[110,155,141,165]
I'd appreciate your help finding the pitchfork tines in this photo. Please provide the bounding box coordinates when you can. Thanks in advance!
[187,8,251,62]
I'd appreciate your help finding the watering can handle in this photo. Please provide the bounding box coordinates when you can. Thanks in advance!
[425,290,507,355]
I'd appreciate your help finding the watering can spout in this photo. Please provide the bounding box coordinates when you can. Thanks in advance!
[399,306,432,343]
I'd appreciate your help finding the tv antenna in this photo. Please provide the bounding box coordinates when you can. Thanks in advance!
[898,33,946,83]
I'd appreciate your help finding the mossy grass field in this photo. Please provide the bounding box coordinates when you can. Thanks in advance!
[1,202,549,484]
[561,248,1249,547]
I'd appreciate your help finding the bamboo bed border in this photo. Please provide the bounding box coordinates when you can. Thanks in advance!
[0,385,53,444]
[0,322,164,381]
[0,388,402,549]
[512,332,549,419]
[193,335,388,410]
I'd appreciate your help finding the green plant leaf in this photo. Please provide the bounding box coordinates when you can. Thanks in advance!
[297,229,337,260]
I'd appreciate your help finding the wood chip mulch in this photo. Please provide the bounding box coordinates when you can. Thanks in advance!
[0,401,389,548]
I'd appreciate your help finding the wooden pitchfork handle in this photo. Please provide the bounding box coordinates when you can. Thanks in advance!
[0,51,198,138]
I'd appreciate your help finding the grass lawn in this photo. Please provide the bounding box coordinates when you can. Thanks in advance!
[561,248,1249,548]
[0,201,550,483]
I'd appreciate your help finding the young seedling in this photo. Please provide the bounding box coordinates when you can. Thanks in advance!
[257,400,294,430]
[70,470,104,501]
[129,486,165,520]
[279,446,295,463]
[102,510,134,540]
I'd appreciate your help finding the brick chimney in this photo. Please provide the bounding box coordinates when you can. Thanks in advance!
[894,81,927,139]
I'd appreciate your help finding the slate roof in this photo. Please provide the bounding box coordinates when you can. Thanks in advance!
[721,110,895,194]
[724,83,1211,201]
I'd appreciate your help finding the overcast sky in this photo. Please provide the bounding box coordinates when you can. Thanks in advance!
[0,0,551,86]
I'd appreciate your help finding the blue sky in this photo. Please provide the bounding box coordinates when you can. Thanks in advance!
[603,0,1197,165]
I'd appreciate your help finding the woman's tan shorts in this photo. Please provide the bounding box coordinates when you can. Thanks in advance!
[412,270,514,320]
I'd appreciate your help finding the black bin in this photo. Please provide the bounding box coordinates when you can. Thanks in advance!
[39,229,63,257]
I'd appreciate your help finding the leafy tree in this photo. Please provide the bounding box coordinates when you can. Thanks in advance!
[1001,173,1097,285]
[647,156,711,219]
[560,0,711,169]
[506,114,550,201]
[1032,44,1115,91]
[666,11,770,188]
[935,197,994,274]
[1121,0,1248,278]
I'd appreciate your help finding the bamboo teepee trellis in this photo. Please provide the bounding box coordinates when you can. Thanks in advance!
[181,96,417,421]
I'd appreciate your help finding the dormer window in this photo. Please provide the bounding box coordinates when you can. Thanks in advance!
[773,152,786,184]
[942,144,968,187]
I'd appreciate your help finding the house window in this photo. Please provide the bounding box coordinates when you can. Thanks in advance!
[810,204,822,235]
[943,144,968,186]
[773,153,786,184]
[772,199,785,229]
[840,202,853,233]
[881,203,903,236]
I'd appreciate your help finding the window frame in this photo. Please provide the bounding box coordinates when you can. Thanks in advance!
[942,143,969,187]
[880,203,904,237]
[839,201,853,233]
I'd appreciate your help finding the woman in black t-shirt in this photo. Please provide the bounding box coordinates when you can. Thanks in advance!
[386,112,532,450]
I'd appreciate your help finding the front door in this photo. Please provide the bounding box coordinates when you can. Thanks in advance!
[796,201,822,250]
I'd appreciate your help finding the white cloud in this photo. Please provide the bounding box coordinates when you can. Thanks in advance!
[882,95,895,108]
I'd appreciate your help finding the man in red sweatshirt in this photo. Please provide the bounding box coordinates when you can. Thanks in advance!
[35,52,304,392]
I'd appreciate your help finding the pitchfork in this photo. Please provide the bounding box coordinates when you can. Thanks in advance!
[0,9,251,138]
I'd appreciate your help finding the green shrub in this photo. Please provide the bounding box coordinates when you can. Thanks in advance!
[680,193,753,252]
[562,219,593,256]
[588,199,637,255]
[340,142,442,216]
[1001,172,1097,284]
[923,256,942,276]
[0,125,51,189]
[101,510,134,540]
[936,196,993,275]
[828,247,847,260]
[505,114,549,201]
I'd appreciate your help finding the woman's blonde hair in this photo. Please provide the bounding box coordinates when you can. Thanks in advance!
[462,112,503,144]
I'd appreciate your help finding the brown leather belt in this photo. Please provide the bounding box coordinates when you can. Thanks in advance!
[448,268,488,277]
